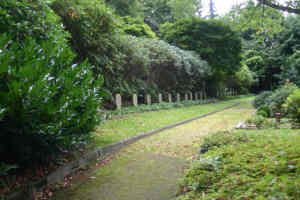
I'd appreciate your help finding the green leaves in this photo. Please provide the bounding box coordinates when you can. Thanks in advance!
[0,0,103,167]
[160,17,242,75]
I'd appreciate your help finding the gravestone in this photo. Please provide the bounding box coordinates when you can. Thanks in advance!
[158,93,163,103]
[116,94,122,110]
[168,93,172,103]
[133,94,138,107]
[177,93,180,102]
[146,94,151,105]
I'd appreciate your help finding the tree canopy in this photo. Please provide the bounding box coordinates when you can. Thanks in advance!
[160,17,242,75]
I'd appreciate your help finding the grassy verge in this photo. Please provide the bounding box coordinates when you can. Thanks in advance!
[91,96,254,148]
[177,129,300,200]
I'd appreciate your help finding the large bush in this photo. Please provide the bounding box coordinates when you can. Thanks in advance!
[266,83,298,115]
[284,89,300,124]
[253,91,273,108]
[160,17,242,75]
[0,0,102,167]
[254,83,298,117]
[51,0,212,102]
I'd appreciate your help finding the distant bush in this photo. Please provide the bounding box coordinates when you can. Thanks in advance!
[118,16,156,38]
[253,91,272,108]
[266,83,298,116]
[0,0,102,167]
[284,89,300,124]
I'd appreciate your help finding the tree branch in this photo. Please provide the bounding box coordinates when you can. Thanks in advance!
[257,0,300,14]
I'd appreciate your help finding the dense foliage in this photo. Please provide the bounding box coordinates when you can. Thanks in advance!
[0,0,102,167]
[160,17,242,75]
[284,89,300,124]
[254,83,298,117]
[51,0,212,104]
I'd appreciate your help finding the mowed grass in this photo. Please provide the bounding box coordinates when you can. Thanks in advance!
[91,96,254,147]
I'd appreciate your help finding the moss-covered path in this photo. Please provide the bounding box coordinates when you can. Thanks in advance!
[53,101,254,200]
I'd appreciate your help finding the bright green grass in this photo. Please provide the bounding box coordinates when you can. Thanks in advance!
[91,96,254,147]
[177,129,300,200]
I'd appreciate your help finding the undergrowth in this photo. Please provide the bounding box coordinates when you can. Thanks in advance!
[178,130,300,200]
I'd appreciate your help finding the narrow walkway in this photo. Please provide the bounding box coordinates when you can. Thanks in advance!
[54,101,254,200]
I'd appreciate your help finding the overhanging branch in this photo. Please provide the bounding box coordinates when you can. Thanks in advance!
[257,0,300,14]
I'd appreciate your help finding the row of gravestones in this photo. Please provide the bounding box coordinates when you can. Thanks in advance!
[115,89,238,110]
[217,88,238,97]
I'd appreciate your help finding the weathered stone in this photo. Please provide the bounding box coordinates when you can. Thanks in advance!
[133,94,138,107]
[146,94,151,105]
[177,93,180,102]
[116,94,122,110]
[185,93,188,101]
[158,93,163,103]
[168,94,172,103]
[189,92,193,100]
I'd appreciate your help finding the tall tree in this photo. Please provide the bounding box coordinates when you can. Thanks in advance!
[196,0,204,17]
[208,0,218,19]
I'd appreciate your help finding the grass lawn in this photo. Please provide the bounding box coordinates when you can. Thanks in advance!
[177,129,300,200]
[91,96,254,147]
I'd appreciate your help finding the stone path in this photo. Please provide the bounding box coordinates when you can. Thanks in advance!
[53,101,254,200]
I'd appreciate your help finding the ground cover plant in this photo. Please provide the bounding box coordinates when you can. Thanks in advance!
[177,129,300,200]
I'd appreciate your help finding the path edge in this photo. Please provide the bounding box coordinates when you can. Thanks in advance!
[4,102,241,200]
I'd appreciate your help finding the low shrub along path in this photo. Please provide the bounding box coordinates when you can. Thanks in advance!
[53,99,254,200]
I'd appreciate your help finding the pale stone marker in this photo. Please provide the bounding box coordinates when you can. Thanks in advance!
[195,93,198,100]
[177,93,180,102]
[189,92,193,100]
[146,94,151,105]
[116,94,122,110]
[133,94,138,107]
[158,93,163,103]
[185,93,188,101]
[168,93,172,103]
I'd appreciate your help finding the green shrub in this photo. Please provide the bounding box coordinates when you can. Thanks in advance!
[247,115,266,128]
[257,105,271,117]
[284,89,300,123]
[266,83,298,116]
[256,109,268,118]
[198,132,249,154]
[0,0,102,167]
[253,91,272,108]
[118,16,156,38]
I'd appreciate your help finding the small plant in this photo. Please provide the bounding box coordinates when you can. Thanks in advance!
[198,131,249,154]
[247,115,266,128]
[256,109,268,118]
[266,83,298,116]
